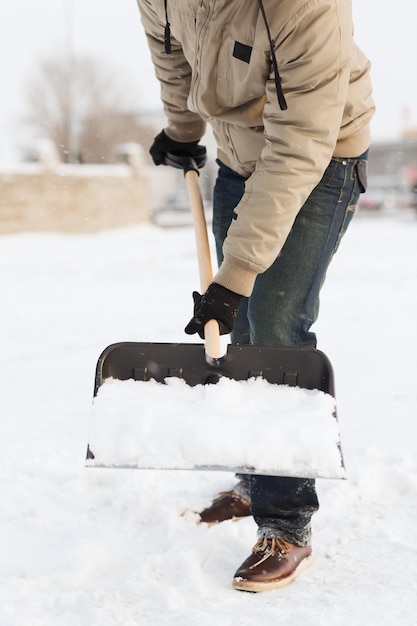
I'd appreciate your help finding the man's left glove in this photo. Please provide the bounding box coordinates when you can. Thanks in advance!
[184,282,242,339]
[149,130,207,168]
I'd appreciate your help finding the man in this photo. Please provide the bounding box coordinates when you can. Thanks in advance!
[136,0,374,591]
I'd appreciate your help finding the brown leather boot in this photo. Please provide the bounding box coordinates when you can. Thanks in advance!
[199,490,251,524]
[233,537,313,592]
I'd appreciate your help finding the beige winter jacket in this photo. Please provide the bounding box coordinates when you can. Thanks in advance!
[137,0,375,296]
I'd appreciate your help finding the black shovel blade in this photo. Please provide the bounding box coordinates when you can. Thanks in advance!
[92,341,335,396]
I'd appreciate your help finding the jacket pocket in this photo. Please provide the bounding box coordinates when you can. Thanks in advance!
[216,32,270,107]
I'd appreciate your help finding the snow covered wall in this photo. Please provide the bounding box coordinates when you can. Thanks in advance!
[0,163,149,233]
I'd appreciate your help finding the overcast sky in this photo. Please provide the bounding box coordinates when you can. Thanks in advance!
[1,0,416,162]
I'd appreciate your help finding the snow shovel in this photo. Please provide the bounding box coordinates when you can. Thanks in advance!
[86,154,345,479]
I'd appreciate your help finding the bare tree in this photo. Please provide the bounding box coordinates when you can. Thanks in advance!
[23,53,154,163]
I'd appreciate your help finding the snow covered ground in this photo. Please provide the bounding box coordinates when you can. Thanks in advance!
[1,209,416,625]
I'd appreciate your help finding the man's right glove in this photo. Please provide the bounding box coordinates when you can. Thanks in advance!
[184,282,243,339]
[149,130,207,168]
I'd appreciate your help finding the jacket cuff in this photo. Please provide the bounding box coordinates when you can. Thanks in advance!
[213,254,259,297]
[165,119,206,143]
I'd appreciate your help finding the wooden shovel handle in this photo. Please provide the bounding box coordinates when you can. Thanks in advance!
[184,169,222,360]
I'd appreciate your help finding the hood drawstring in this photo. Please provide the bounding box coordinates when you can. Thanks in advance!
[257,0,287,110]
[163,0,287,111]
[164,0,171,54]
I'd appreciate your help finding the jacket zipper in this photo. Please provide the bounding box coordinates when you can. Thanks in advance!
[189,1,214,110]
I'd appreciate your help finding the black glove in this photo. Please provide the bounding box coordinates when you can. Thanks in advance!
[149,130,207,168]
[184,282,242,339]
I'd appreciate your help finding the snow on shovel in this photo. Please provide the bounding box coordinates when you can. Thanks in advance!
[86,155,346,480]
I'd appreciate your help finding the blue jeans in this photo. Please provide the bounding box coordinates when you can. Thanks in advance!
[212,153,367,544]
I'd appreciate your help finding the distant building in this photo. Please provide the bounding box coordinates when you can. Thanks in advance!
[368,135,417,178]
[360,135,417,211]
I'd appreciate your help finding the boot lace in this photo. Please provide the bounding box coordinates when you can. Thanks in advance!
[214,490,248,504]
[249,537,290,569]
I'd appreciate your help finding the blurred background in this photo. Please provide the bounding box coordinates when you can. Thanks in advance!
[1,0,416,230]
